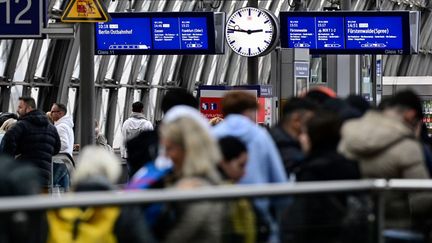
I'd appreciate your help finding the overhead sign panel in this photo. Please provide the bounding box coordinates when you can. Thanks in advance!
[95,12,225,55]
[280,11,420,55]
[0,0,44,38]
[61,0,110,23]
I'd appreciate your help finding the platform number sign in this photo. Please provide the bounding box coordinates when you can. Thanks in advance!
[0,0,44,38]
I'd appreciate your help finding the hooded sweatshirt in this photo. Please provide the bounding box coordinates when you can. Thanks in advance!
[54,115,74,156]
[0,110,60,186]
[121,112,153,158]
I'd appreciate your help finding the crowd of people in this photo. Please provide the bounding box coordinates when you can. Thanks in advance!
[0,86,431,243]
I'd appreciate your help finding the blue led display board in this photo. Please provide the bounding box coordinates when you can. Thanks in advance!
[0,0,45,38]
[280,11,418,55]
[95,12,217,55]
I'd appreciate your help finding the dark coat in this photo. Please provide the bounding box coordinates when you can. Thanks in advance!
[281,150,362,243]
[269,125,304,173]
[0,110,60,186]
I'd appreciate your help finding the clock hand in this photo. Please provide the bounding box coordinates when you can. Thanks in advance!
[227,28,248,33]
[248,29,263,33]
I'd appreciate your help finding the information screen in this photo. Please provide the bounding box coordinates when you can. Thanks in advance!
[95,12,215,55]
[280,11,413,55]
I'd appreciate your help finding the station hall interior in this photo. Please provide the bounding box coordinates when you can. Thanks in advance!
[2,0,432,243]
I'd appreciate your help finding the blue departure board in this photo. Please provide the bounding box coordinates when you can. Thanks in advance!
[280,11,417,55]
[95,12,216,55]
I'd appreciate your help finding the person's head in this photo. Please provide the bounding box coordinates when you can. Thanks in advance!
[281,97,317,138]
[160,117,221,181]
[209,117,223,126]
[385,90,423,129]
[0,118,17,132]
[218,136,248,182]
[346,95,370,115]
[132,101,144,113]
[299,111,342,154]
[303,86,337,104]
[161,88,198,114]
[72,146,121,190]
[221,91,259,121]
[17,97,36,117]
[50,103,67,122]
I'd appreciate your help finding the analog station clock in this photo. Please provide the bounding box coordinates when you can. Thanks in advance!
[225,7,279,57]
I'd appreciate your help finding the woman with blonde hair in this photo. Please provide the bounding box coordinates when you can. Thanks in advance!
[0,118,17,151]
[157,116,224,243]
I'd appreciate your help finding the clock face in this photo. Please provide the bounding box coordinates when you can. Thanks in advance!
[226,7,277,57]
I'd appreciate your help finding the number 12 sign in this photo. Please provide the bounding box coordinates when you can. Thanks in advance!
[0,0,44,38]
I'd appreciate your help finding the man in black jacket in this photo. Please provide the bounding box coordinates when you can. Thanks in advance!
[0,97,60,188]
[270,97,316,173]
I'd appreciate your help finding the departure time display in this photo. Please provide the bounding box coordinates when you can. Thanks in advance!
[95,12,215,55]
[280,11,413,55]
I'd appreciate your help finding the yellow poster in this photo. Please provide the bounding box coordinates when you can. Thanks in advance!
[61,0,110,23]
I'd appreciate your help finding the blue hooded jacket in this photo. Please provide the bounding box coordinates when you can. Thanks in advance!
[213,114,288,242]
[213,114,288,185]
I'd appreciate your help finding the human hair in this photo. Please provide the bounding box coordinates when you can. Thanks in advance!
[282,97,317,121]
[218,136,247,161]
[306,111,342,152]
[132,101,144,113]
[160,117,221,180]
[73,146,121,187]
[221,91,258,117]
[18,97,36,109]
[387,90,423,120]
[161,89,198,114]
[0,118,17,132]
[53,103,67,114]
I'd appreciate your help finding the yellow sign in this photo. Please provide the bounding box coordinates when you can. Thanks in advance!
[61,0,110,23]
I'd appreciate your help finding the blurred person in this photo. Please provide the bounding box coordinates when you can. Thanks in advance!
[125,89,198,178]
[0,97,60,189]
[346,94,371,116]
[154,116,224,243]
[46,111,54,124]
[269,97,316,173]
[46,146,154,243]
[209,116,223,126]
[302,86,337,104]
[322,98,361,121]
[338,90,432,229]
[218,136,257,243]
[213,91,287,243]
[0,155,44,243]
[0,112,18,127]
[95,119,113,152]
[0,118,17,150]
[161,88,198,113]
[282,111,361,243]
[50,103,74,157]
[121,101,153,160]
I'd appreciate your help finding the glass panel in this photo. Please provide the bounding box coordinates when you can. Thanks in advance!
[67,87,77,118]
[120,56,133,84]
[112,87,127,149]
[13,40,34,81]
[105,56,117,80]
[72,52,80,79]
[97,88,110,135]
[0,40,12,75]
[8,85,23,112]
[35,39,51,78]
[30,87,39,106]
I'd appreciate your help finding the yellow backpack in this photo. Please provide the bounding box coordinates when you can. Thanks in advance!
[47,207,121,243]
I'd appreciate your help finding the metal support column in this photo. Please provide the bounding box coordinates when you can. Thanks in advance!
[326,0,360,96]
[247,0,259,85]
[79,24,95,147]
